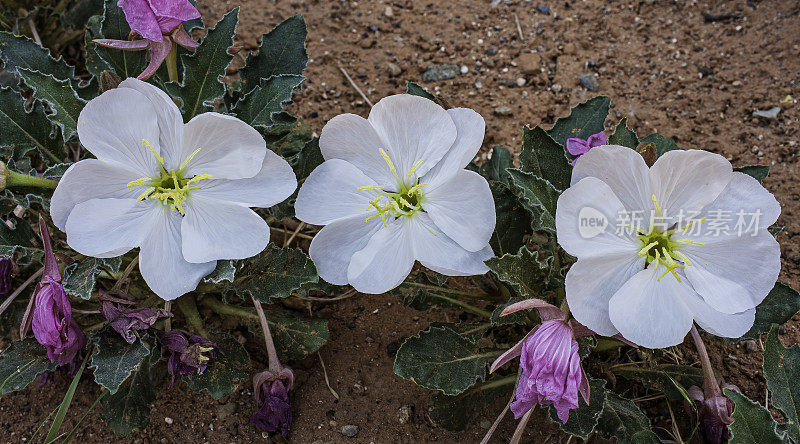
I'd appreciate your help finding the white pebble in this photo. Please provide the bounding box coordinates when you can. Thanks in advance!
[516,77,526,86]
[165,417,174,425]
[460,65,469,74]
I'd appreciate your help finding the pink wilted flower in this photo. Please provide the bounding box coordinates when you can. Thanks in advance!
[689,380,737,444]
[94,0,201,80]
[566,131,607,164]
[100,289,172,344]
[490,299,590,423]
[30,217,87,367]
[251,367,294,436]
[160,329,217,386]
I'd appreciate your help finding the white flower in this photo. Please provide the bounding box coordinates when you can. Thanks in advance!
[51,78,297,300]
[556,145,781,348]
[295,94,495,294]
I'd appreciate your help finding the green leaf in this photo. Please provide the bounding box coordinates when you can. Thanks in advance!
[486,246,553,301]
[763,325,800,442]
[44,353,90,444]
[63,256,122,300]
[596,392,652,444]
[94,0,147,79]
[0,338,55,395]
[631,430,663,444]
[166,9,238,120]
[393,325,496,396]
[183,332,250,399]
[546,95,610,149]
[232,74,305,127]
[294,136,324,181]
[90,329,152,395]
[0,32,77,82]
[741,283,800,340]
[203,259,236,284]
[100,337,161,436]
[427,375,514,431]
[612,364,703,401]
[389,272,472,313]
[84,14,113,78]
[639,133,680,157]
[17,68,86,141]
[519,125,572,191]
[268,311,329,361]
[507,169,560,233]
[489,181,532,255]
[0,215,38,264]
[406,82,437,102]
[229,243,318,303]
[726,388,788,444]
[239,15,308,94]
[0,87,65,163]
[608,117,638,149]
[549,378,607,439]
[478,146,513,184]
[734,165,770,183]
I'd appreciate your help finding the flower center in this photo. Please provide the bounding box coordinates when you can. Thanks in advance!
[636,194,706,282]
[127,139,213,216]
[357,148,428,227]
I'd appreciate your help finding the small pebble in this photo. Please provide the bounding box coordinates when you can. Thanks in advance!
[752,107,780,120]
[397,405,412,424]
[742,340,759,352]
[365,336,375,343]
[551,83,563,93]
[537,5,550,15]
[164,417,174,425]
[515,77,526,87]
[341,425,359,438]
[385,62,402,77]
[460,65,469,74]
[494,106,513,116]
[579,74,599,91]
[384,6,393,17]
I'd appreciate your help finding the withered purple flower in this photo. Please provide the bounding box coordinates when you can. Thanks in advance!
[161,329,217,386]
[100,289,172,344]
[30,217,87,367]
[0,259,14,295]
[689,381,737,444]
[250,368,294,436]
[94,0,200,80]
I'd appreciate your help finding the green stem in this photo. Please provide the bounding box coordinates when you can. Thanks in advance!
[199,295,258,321]
[165,43,178,83]
[175,295,207,336]
[4,169,58,190]
[479,374,518,391]
[434,293,492,318]
[403,281,493,300]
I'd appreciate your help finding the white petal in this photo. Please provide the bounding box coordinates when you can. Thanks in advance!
[77,87,161,176]
[318,113,397,186]
[565,253,645,336]
[555,176,641,258]
[407,213,492,276]
[571,145,652,211]
[308,215,382,285]
[139,205,216,300]
[119,78,184,168]
[649,149,732,215]
[347,220,414,294]
[295,159,379,225]
[422,170,495,252]
[50,159,146,230]
[680,229,780,313]
[181,113,266,180]
[64,198,159,258]
[423,108,485,186]
[608,267,695,348]
[680,292,755,338]
[368,94,457,181]
[193,149,297,208]
[697,172,781,230]
[181,195,269,263]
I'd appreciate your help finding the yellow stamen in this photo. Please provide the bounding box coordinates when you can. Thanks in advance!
[676,239,705,246]
[638,241,659,257]
[379,148,398,180]
[142,139,164,167]
[406,158,425,181]
[179,147,203,171]
[651,194,663,218]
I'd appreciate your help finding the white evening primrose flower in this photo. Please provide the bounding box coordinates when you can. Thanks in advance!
[50,78,297,300]
[556,145,780,348]
[295,94,495,294]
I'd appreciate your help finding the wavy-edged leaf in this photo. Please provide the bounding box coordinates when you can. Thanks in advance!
[478,145,513,185]
[94,0,147,79]
[489,181,532,255]
[232,74,305,128]
[100,336,160,436]
[229,244,318,303]
[63,256,122,300]
[487,247,554,326]
[608,117,638,149]
[243,309,329,361]
[741,283,800,340]
[640,133,679,157]
[612,364,702,401]
[0,87,65,163]
[183,332,250,399]
[203,259,235,284]
[596,392,652,444]
[406,81,437,102]
[0,214,38,263]
[0,32,76,81]
[519,125,572,191]
[507,169,559,233]
[763,325,800,442]
[90,328,151,394]
[17,68,86,140]
[428,375,514,431]
[239,15,308,94]
[166,8,238,120]
[393,325,497,396]
[725,388,788,444]
[0,338,55,395]
[547,95,610,149]
[549,377,607,439]
[734,165,770,183]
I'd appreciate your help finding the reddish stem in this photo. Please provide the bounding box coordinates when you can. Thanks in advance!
[690,324,721,397]
[251,295,281,373]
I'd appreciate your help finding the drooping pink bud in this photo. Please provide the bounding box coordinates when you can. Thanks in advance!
[566,131,607,164]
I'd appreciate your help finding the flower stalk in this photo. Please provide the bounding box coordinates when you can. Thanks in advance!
[1,163,59,191]
[175,295,207,336]
[690,324,721,398]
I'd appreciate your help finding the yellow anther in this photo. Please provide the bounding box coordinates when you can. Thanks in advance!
[623,225,647,235]
[379,148,398,179]
[676,239,705,246]
[680,217,707,232]
[638,241,659,257]
[406,158,425,181]
[651,194,663,218]
[675,251,692,266]
[358,185,385,191]
[142,139,164,167]
[186,174,213,185]
[127,177,151,188]
[407,182,428,194]
[180,147,203,171]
